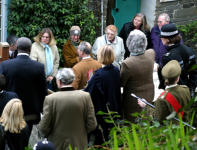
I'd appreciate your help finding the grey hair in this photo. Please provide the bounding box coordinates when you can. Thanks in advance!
[126,29,147,55]
[78,41,92,55]
[56,68,75,85]
[159,13,170,22]
[6,35,18,46]
[17,37,32,52]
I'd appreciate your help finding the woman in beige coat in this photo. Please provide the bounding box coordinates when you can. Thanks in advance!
[120,29,155,122]
[30,28,60,90]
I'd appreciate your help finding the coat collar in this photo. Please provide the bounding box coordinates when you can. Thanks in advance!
[60,87,75,91]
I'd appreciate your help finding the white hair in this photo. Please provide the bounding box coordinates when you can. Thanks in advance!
[126,29,147,55]
[56,68,75,85]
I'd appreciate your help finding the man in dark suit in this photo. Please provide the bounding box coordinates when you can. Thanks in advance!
[0,74,18,115]
[7,35,18,59]
[0,37,47,133]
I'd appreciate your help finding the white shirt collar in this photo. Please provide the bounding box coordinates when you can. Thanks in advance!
[166,84,178,89]
[0,90,3,93]
[17,53,29,56]
[82,56,91,60]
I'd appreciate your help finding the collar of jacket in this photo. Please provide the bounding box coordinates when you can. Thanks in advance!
[166,43,180,51]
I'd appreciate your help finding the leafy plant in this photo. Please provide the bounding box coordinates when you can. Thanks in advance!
[7,0,100,66]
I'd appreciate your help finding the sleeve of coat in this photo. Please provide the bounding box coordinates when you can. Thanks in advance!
[92,38,99,60]
[154,99,170,122]
[62,42,79,67]
[39,96,53,137]
[120,38,125,65]
[85,93,97,133]
[30,44,38,61]
[52,45,60,77]
[120,62,129,87]
[71,66,80,90]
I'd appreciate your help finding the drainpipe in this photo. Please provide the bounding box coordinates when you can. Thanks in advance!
[1,0,8,41]
[101,0,103,35]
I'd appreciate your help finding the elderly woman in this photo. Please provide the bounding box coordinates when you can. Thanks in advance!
[119,13,152,58]
[120,29,155,122]
[62,26,82,68]
[30,28,60,90]
[92,25,125,69]
[85,45,121,144]
[0,99,30,150]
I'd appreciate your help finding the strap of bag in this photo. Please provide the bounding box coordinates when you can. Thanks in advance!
[165,92,184,118]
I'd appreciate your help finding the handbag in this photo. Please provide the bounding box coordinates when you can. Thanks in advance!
[0,124,10,150]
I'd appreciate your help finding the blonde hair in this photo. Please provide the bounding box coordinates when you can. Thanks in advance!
[105,25,118,35]
[0,99,26,133]
[97,45,115,65]
[34,28,56,46]
[132,13,150,32]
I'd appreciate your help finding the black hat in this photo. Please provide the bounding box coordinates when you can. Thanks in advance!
[160,23,179,38]
[33,139,56,150]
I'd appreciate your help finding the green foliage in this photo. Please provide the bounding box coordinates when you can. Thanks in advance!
[178,21,197,51]
[8,0,100,66]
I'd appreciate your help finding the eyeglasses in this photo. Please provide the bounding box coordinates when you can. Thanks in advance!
[42,36,50,39]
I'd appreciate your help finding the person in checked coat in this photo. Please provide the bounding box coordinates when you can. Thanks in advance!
[39,68,97,150]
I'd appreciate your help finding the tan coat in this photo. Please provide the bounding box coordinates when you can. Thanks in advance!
[39,90,97,150]
[120,49,155,122]
[30,42,60,77]
[72,58,101,89]
[62,39,79,68]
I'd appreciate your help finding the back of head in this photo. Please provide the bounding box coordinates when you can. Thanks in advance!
[56,68,75,85]
[162,60,181,85]
[126,29,147,55]
[17,37,32,53]
[0,74,6,90]
[97,45,114,65]
[6,35,18,46]
[78,41,92,55]
[33,139,56,150]
[0,98,26,133]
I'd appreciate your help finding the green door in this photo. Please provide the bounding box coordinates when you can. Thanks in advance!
[112,0,140,33]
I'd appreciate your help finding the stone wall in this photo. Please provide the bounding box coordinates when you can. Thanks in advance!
[155,0,197,25]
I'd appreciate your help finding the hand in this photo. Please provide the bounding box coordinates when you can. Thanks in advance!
[47,76,53,82]
[137,99,147,108]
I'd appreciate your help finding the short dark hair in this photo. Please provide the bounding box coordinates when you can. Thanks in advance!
[164,76,178,86]
[6,35,18,46]
[0,74,6,90]
[17,37,32,52]
[167,34,181,45]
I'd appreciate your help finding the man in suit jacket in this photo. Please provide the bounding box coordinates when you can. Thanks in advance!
[39,68,97,150]
[7,35,18,59]
[0,37,47,132]
[0,74,18,115]
[72,41,101,89]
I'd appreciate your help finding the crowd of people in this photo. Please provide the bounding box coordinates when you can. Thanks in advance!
[0,12,196,150]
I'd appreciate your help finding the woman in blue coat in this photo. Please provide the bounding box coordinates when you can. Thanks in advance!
[85,45,121,144]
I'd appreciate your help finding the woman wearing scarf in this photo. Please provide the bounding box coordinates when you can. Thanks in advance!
[30,28,60,90]
[62,26,82,68]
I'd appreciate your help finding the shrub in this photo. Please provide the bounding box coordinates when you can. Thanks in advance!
[7,0,100,66]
